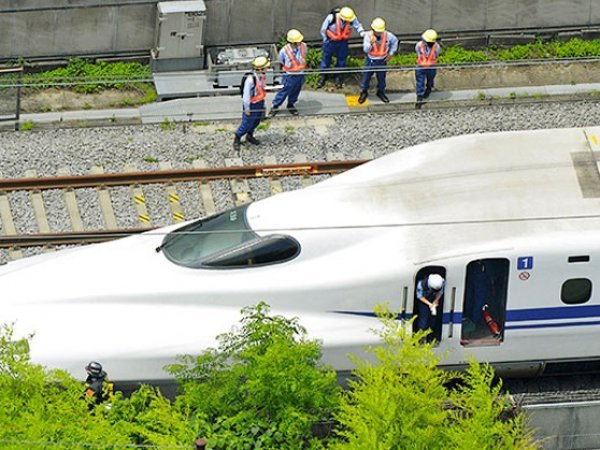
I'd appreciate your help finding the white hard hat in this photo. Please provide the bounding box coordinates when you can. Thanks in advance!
[252,56,270,70]
[422,29,438,43]
[339,6,356,22]
[371,17,386,33]
[427,274,444,290]
[287,29,304,43]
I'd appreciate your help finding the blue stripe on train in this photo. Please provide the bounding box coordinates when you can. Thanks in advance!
[334,304,600,329]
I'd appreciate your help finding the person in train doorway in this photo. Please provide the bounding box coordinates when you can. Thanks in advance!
[416,273,445,342]
[84,361,113,409]
[415,29,441,110]
[317,6,365,89]
[233,56,270,152]
[357,17,399,104]
[269,29,307,118]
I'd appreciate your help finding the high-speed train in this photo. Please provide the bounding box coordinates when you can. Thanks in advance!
[3,125,600,386]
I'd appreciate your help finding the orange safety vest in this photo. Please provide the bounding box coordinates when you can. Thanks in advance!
[250,73,266,103]
[368,32,388,58]
[416,41,440,67]
[326,15,352,41]
[282,43,307,72]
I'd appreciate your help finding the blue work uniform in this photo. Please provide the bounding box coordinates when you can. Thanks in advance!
[415,41,441,97]
[360,30,399,92]
[319,13,364,71]
[235,71,266,139]
[272,43,306,109]
[416,277,445,334]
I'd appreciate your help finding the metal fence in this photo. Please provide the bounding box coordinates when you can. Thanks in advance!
[0,67,23,130]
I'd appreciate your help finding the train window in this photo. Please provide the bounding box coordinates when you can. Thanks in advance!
[159,205,301,269]
[201,235,300,268]
[561,278,592,304]
[160,205,257,267]
[461,258,509,347]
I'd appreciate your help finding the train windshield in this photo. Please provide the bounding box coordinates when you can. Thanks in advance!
[160,204,300,269]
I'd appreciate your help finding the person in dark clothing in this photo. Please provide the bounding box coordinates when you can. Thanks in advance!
[415,273,445,341]
[84,361,110,407]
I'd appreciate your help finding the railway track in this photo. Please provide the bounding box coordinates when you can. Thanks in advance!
[0,157,369,257]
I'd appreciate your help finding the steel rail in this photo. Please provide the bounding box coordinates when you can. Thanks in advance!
[0,160,369,192]
[0,229,148,248]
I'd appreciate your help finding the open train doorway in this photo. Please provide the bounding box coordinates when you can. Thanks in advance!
[413,266,446,343]
[461,258,509,346]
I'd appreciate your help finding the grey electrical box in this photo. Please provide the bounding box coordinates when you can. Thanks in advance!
[151,0,206,72]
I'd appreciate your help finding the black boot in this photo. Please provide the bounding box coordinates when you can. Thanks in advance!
[246,133,260,145]
[415,96,424,110]
[335,75,343,89]
[424,87,431,99]
[317,75,326,88]
[287,104,299,116]
[269,105,279,118]
[376,90,390,103]
[358,91,368,104]
[233,135,241,151]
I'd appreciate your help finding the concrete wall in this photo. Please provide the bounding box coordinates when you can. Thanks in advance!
[1,0,598,60]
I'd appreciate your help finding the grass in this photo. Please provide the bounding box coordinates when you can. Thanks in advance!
[20,120,34,131]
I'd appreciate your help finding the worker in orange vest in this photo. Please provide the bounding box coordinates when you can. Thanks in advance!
[318,6,365,89]
[234,56,270,152]
[358,17,398,104]
[269,29,307,117]
[415,29,441,110]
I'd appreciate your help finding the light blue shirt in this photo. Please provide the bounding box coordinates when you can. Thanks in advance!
[362,31,399,60]
[242,71,260,111]
[278,43,307,74]
[320,13,364,42]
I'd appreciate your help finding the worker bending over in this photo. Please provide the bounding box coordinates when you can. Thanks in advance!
[318,6,365,89]
[358,17,398,104]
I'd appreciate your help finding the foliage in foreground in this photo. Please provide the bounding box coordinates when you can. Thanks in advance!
[0,302,539,449]
[329,306,538,450]
[168,301,340,449]
[0,323,194,450]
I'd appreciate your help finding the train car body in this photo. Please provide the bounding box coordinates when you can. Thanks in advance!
[2,126,600,385]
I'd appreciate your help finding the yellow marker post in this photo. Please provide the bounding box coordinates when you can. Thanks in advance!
[346,95,368,107]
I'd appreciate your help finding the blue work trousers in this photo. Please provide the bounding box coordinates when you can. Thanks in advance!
[272,74,305,108]
[320,40,349,69]
[416,300,433,333]
[415,67,436,96]
[360,58,387,92]
[235,100,265,138]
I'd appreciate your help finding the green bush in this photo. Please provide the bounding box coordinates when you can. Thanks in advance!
[168,302,340,449]
[21,58,151,93]
[0,324,193,449]
[328,306,538,450]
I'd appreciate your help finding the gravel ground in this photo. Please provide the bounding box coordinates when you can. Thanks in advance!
[1,100,599,262]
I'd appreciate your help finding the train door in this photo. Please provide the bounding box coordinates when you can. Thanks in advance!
[460,258,509,346]
[413,266,446,342]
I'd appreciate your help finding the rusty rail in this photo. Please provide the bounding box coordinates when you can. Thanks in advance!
[0,160,369,192]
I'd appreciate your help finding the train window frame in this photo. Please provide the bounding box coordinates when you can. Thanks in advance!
[560,278,592,305]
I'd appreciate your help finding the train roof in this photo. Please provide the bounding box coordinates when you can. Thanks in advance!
[250,126,600,262]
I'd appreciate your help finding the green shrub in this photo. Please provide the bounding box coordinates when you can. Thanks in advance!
[168,302,340,449]
[329,306,538,450]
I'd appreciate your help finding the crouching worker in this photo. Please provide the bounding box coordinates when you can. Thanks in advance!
[84,361,113,409]
[233,56,270,152]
